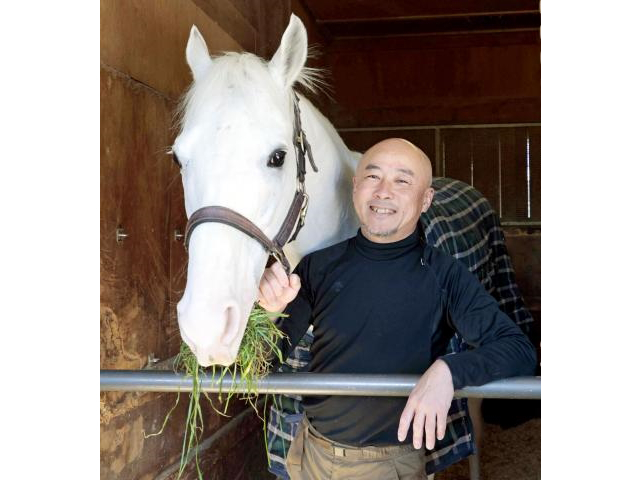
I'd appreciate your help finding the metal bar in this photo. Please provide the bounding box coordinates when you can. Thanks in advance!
[100,370,540,399]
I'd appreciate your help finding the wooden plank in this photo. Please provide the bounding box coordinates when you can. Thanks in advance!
[499,127,529,221]
[440,129,472,184]
[100,67,174,370]
[101,392,188,479]
[319,40,540,127]
[527,126,541,221]
[319,13,540,39]
[228,0,262,30]
[323,99,541,129]
[504,230,541,304]
[302,0,539,21]
[470,128,501,212]
[327,29,541,52]
[158,406,267,479]
[339,129,436,164]
[100,66,177,478]
[100,0,245,100]
[168,160,188,353]
[256,0,292,58]
[100,388,260,479]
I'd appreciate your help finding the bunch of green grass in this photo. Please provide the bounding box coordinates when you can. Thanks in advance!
[145,303,288,480]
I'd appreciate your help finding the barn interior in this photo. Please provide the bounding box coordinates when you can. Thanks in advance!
[100,1,541,478]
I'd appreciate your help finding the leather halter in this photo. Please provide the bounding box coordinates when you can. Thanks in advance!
[183,92,318,275]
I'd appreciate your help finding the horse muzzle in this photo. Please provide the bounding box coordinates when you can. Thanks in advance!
[177,296,244,367]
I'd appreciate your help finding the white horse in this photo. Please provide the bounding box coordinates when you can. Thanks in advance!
[173,15,360,367]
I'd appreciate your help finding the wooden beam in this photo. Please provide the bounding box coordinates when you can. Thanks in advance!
[319,12,540,39]
[302,0,540,22]
[326,30,540,53]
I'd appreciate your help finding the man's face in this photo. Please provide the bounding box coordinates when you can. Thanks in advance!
[352,144,435,243]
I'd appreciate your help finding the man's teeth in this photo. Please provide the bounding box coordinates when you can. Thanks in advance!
[371,207,394,214]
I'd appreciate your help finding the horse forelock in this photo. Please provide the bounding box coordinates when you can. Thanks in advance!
[176,51,326,132]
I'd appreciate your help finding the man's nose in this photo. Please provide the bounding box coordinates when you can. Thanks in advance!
[373,180,393,199]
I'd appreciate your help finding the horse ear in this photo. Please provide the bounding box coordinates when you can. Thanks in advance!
[186,25,212,81]
[269,14,308,89]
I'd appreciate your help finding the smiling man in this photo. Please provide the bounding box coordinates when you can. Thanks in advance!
[258,138,536,480]
[353,138,434,242]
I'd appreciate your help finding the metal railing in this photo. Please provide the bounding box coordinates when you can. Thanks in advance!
[100,370,540,399]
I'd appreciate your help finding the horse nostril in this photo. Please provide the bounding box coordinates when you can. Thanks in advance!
[220,303,240,347]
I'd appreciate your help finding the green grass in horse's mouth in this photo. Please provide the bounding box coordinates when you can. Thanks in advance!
[144,304,288,479]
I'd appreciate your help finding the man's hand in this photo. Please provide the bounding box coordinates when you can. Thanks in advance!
[397,359,454,450]
[257,261,301,313]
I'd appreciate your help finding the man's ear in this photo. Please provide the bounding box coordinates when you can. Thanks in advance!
[422,187,435,213]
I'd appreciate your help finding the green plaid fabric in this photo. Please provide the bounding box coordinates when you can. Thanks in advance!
[266,177,533,478]
[424,178,533,334]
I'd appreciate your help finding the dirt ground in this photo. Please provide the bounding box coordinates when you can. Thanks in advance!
[437,418,541,480]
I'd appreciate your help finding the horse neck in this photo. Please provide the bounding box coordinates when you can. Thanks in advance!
[284,94,360,263]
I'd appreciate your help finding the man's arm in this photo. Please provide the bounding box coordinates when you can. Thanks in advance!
[398,253,536,450]
[397,359,454,450]
[437,257,537,390]
[257,260,314,361]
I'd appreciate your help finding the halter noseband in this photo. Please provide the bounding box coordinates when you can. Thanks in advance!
[183,92,318,275]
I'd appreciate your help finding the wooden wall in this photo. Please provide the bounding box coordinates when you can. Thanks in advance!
[100,1,289,478]
[319,32,540,127]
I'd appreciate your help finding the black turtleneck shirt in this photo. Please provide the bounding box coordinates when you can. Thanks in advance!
[277,227,536,447]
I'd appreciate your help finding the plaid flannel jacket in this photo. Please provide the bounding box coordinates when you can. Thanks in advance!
[266,177,533,478]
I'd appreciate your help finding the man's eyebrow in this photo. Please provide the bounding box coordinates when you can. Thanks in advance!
[363,164,415,176]
[396,168,415,176]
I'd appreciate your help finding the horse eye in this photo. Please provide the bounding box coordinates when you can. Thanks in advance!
[267,150,286,168]
[172,151,182,169]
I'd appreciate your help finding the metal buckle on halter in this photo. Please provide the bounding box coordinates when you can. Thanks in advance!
[296,176,306,193]
[271,248,285,265]
[298,193,309,229]
[296,131,305,149]
[270,247,291,275]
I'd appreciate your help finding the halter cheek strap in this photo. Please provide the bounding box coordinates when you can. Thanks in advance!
[183,191,306,274]
[182,92,317,275]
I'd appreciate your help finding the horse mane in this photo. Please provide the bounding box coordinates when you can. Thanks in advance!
[175,51,328,131]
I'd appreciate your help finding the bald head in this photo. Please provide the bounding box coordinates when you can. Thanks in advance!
[357,138,433,188]
[352,138,436,243]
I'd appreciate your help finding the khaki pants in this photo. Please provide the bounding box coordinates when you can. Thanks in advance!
[285,416,428,480]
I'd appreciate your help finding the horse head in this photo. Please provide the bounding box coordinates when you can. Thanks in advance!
[172,15,324,367]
